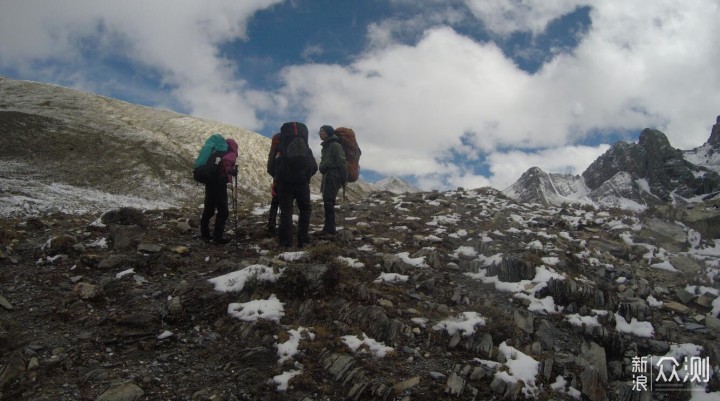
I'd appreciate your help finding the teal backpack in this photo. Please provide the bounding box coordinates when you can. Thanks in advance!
[193,134,228,184]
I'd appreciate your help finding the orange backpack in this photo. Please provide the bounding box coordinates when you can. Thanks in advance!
[334,127,362,183]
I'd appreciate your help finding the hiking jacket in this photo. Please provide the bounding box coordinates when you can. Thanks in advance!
[319,136,348,182]
[221,138,238,183]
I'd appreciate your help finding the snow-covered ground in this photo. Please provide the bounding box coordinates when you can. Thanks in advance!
[0,161,177,216]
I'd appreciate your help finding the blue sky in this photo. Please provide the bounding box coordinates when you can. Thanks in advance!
[1,0,719,190]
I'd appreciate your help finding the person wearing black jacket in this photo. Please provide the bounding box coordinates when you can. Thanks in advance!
[318,125,347,236]
[269,122,318,248]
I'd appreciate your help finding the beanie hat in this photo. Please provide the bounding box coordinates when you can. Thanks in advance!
[321,125,335,137]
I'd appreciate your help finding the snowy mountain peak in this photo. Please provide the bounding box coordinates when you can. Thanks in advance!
[373,176,420,194]
[506,119,720,210]
[503,167,589,206]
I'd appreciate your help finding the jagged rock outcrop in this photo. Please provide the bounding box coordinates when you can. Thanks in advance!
[583,128,720,202]
[589,171,656,209]
[582,140,645,191]
[506,120,720,208]
[684,115,720,175]
[503,167,589,206]
[710,115,720,147]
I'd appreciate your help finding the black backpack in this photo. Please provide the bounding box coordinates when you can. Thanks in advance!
[193,149,226,185]
[276,122,314,183]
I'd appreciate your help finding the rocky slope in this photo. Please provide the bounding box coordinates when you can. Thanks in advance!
[0,77,273,212]
[0,77,383,217]
[504,120,720,210]
[1,189,719,400]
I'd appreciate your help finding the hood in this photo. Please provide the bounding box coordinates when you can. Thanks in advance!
[226,138,239,154]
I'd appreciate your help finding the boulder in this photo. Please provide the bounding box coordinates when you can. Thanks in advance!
[109,224,144,252]
[95,382,144,401]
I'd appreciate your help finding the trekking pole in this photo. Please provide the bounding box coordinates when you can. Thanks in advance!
[234,170,239,250]
[340,183,346,233]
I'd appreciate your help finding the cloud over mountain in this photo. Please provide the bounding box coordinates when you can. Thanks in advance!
[1,1,718,191]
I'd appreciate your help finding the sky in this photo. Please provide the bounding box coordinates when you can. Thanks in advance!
[1,0,719,190]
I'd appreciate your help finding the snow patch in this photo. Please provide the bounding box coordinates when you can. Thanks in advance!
[374,273,409,283]
[228,294,285,322]
[208,265,281,293]
[614,313,654,337]
[433,312,486,336]
[341,333,394,358]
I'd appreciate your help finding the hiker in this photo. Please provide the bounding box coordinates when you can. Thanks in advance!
[200,137,238,244]
[273,122,317,248]
[266,132,281,234]
[318,125,347,236]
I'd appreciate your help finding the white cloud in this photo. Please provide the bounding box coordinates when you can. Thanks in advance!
[279,0,720,189]
[366,7,467,50]
[301,45,325,61]
[281,27,537,175]
[568,1,720,149]
[0,0,283,130]
[463,0,591,36]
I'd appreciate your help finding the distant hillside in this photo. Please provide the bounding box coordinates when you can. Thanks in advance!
[0,77,373,216]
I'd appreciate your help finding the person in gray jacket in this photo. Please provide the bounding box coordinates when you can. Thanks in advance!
[318,125,347,235]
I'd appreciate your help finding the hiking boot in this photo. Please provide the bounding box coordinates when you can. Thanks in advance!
[210,237,232,245]
[314,230,335,239]
[195,234,213,242]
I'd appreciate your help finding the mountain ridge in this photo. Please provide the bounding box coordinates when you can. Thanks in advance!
[504,120,720,210]
[373,176,421,194]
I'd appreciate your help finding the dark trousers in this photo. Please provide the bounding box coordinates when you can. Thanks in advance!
[201,182,228,239]
[321,172,342,234]
[277,181,312,247]
[268,194,279,233]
